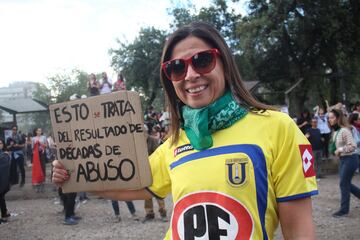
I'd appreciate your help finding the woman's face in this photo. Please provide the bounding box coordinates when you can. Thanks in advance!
[356,116,360,125]
[170,36,226,109]
[328,112,338,126]
[319,108,324,115]
[36,128,42,136]
[89,74,96,81]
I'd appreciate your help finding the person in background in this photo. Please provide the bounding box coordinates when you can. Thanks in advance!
[26,133,33,167]
[314,105,331,158]
[348,113,360,172]
[46,133,57,162]
[110,200,139,222]
[88,73,100,96]
[113,72,126,91]
[142,125,167,223]
[32,128,47,193]
[58,187,80,225]
[6,125,26,187]
[53,22,318,239]
[305,118,324,178]
[353,102,360,114]
[159,106,171,141]
[145,106,159,136]
[328,109,360,217]
[100,72,112,94]
[0,139,11,224]
[297,109,312,134]
[78,192,89,204]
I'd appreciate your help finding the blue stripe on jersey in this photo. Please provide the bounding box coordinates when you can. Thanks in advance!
[170,144,269,240]
[276,190,319,202]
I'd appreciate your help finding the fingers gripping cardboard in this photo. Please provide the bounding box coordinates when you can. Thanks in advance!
[49,91,152,193]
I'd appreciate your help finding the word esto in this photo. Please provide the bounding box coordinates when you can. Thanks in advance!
[53,100,135,123]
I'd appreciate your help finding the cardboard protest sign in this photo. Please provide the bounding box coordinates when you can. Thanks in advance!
[49,91,152,193]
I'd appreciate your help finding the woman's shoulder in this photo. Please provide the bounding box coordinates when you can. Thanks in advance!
[248,110,295,125]
[340,127,352,135]
[246,110,301,137]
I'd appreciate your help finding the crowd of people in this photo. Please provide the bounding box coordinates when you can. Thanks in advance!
[87,71,126,96]
[0,126,57,224]
[295,102,360,175]
[295,101,360,217]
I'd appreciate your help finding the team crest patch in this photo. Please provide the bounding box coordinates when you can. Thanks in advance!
[225,158,248,187]
[299,144,316,178]
[174,144,194,157]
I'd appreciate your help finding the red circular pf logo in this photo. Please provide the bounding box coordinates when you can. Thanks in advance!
[171,191,253,240]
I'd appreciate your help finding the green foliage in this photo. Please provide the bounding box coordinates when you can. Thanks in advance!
[237,0,360,113]
[26,82,53,134]
[48,69,90,103]
[110,27,167,108]
[33,82,52,104]
[0,109,4,123]
[169,0,242,49]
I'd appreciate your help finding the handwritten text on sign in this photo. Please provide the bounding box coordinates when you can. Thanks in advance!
[49,91,152,193]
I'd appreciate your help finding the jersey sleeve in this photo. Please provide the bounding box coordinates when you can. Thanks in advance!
[271,113,318,202]
[146,143,171,199]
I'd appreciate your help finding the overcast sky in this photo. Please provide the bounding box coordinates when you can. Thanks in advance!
[0,0,208,87]
[0,0,245,89]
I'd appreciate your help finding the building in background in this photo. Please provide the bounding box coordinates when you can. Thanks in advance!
[0,81,48,139]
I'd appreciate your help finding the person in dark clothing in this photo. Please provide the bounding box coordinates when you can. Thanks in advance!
[6,125,26,186]
[110,200,139,222]
[0,139,11,224]
[297,110,312,134]
[305,118,324,178]
[58,188,79,225]
[87,73,100,96]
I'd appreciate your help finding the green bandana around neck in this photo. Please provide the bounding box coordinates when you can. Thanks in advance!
[181,91,248,150]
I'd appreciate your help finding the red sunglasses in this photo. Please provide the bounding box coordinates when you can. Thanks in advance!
[162,48,220,82]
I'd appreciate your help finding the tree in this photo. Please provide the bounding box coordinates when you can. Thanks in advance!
[0,110,4,123]
[23,83,53,134]
[169,0,242,50]
[237,0,360,113]
[48,69,89,103]
[110,27,167,108]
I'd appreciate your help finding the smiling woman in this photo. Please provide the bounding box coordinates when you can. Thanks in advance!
[53,22,318,239]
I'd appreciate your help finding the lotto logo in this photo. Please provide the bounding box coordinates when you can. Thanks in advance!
[299,145,315,178]
[171,192,253,240]
[174,144,194,157]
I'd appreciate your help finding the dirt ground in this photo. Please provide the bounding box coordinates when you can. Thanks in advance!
[1,165,360,240]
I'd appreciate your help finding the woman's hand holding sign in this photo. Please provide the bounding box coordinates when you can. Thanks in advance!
[52,160,69,186]
[52,159,151,201]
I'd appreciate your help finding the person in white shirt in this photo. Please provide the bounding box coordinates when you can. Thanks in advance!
[100,72,112,94]
[314,105,331,158]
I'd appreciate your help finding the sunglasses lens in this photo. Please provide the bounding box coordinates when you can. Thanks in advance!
[164,59,186,81]
[192,51,215,73]
[163,49,218,81]
[171,59,186,79]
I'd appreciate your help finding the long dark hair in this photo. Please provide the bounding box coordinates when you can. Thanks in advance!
[349,113,359,125]
[160,22,275,145]
[330,109,349,128]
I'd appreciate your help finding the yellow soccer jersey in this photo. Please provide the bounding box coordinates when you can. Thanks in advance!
[147,110,318,240]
